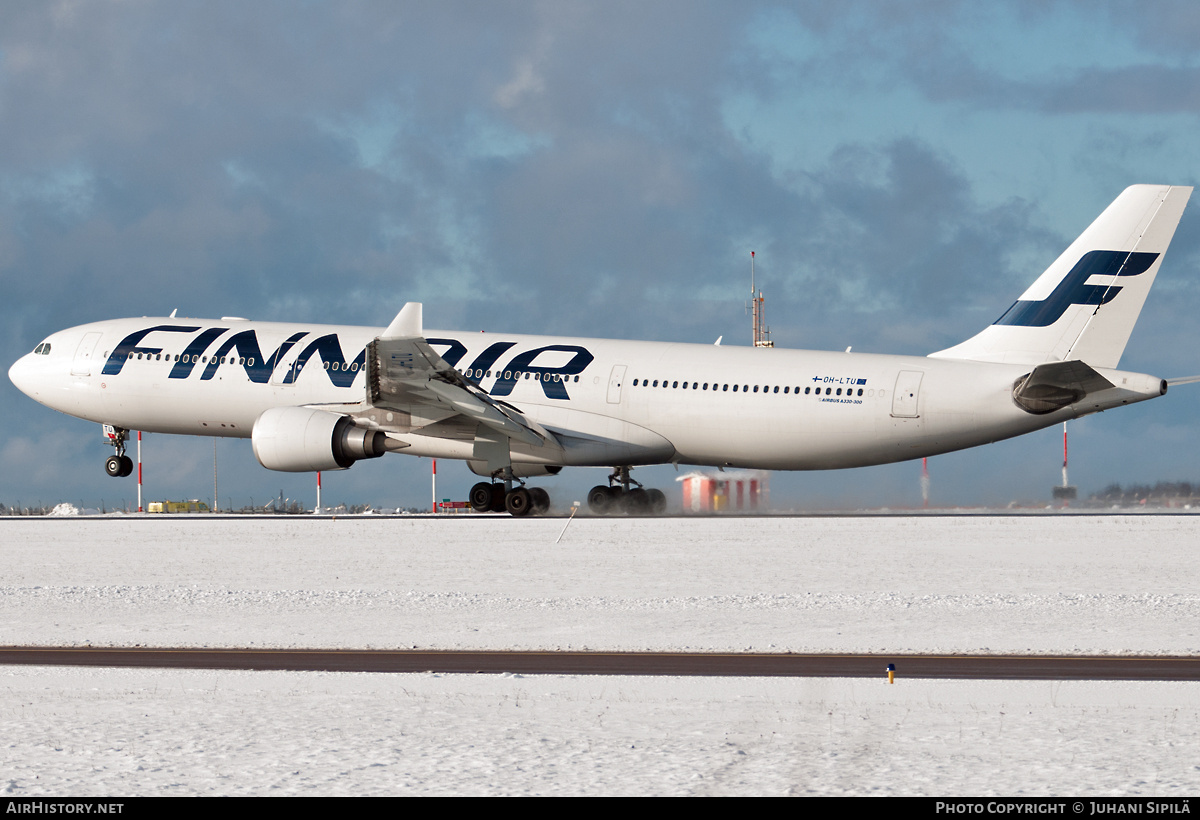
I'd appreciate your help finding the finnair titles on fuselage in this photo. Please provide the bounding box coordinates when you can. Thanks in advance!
[9,185,1194,515]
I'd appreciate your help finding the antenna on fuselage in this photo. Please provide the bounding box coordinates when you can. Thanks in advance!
[748,251,773,348]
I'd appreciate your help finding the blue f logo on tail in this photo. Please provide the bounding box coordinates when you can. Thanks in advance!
[995,250,1159,328]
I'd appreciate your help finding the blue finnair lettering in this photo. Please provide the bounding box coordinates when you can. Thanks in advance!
[281,334,366,387]
[169,328,228,379]
[490,345,595,399]
[103,326,201,375]
[995,250,1159,328]
[199,330,308,383]
[465,341,517,376]
[104,325,595,398]
[427,338,469,369]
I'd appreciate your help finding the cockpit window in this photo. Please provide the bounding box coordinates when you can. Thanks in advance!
[33,343,51,355]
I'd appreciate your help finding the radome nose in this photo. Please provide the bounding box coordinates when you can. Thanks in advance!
[8,354,37,398]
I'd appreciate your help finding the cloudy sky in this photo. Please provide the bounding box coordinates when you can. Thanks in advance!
[3,1,1200,511]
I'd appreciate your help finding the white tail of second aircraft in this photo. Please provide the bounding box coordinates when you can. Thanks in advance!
[931,184,1192,369]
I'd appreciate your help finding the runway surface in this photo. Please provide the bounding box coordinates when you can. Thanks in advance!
[2,647,1198,680]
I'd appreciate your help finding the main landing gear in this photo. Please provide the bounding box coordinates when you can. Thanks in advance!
[468,479,551,517]
[587,466,666,516]
[103,426,134,478]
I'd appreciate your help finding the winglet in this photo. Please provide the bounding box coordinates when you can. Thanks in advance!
[382,303,423,339]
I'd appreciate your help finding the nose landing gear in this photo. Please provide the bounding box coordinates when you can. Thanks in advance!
[103,425,134,478]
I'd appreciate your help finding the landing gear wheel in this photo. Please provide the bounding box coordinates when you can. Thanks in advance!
[529,487,550,515]
[489,484,507,513]
[469,482,495,513]
[588,485,613,515]
[647,488,666,514]
[625,487,649,515]
[505,487,532,517]
[105,455,132,478]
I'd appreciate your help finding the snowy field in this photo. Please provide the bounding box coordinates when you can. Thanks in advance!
[2,514,1199,796]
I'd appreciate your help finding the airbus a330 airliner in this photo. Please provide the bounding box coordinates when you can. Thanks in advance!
[8,185,1195,515]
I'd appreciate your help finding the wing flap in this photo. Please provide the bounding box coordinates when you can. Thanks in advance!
[366,303,553,449]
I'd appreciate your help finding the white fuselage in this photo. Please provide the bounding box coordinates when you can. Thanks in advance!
[8,316,1167,472]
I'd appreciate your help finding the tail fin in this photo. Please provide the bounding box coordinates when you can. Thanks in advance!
[930,184,1192,368]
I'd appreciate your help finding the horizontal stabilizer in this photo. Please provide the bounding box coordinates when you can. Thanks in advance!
[1012,360,1114,414]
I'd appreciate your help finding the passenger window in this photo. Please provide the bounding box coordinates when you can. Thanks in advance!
[672,381,678,388]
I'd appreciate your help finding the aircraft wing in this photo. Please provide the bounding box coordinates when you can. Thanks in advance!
[365,303,552,449]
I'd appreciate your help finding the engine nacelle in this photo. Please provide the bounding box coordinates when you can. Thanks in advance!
[252,407,391,472]
[467,460,562,478]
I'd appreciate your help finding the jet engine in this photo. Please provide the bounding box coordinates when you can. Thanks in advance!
[252,406,391,472]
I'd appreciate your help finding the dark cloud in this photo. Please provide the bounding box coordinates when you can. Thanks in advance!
[1098,0,1200,56]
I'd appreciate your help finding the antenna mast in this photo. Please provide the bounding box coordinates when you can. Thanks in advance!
[749,251,773,348]
[1052,421,1077,504]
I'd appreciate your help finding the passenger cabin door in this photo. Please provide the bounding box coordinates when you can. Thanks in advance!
[71,332,102,377]
[891,370,923,418]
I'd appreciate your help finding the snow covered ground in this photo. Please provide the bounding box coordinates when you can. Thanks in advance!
[2,514,1198,795]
